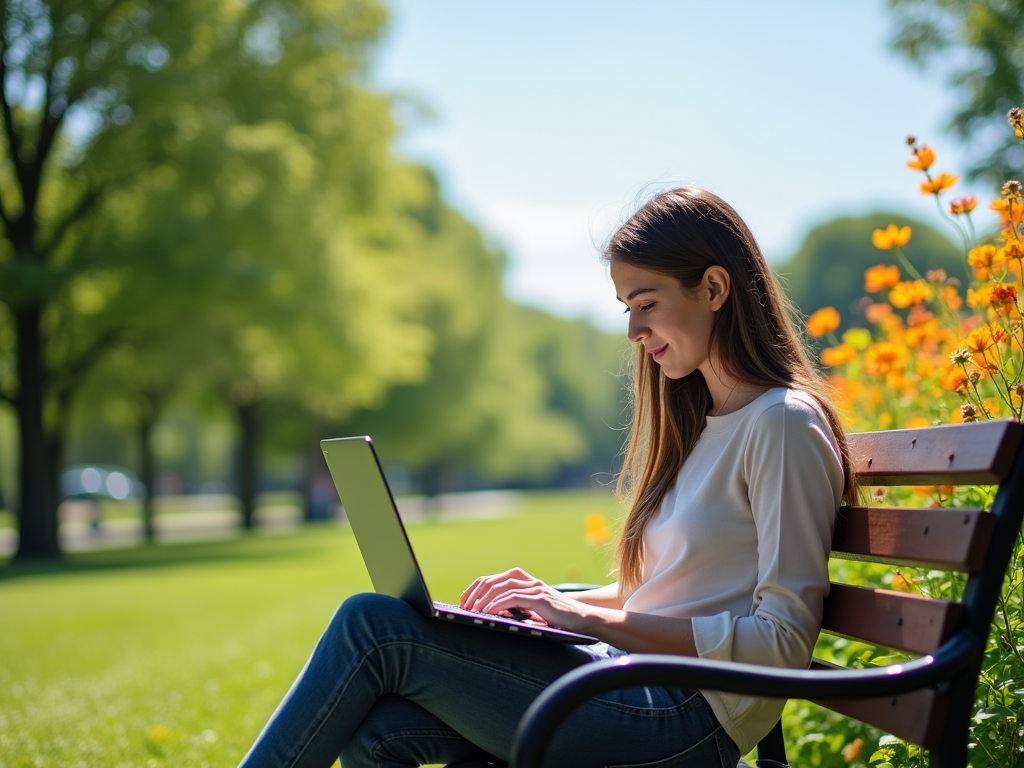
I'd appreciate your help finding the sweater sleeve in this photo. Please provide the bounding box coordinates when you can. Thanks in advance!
[691,397,842,669]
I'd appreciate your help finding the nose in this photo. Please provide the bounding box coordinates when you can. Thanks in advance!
[626,312,649,344]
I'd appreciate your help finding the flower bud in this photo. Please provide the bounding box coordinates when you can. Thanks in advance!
[1002,180,1023,200]
[960,403,978,422]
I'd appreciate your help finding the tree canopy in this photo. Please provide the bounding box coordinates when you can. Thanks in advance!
[890,0,1024,183]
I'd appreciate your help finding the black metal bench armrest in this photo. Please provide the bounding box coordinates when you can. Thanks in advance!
[510,634,977,768]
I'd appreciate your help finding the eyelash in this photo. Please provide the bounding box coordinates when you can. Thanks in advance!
[623,303,654,315]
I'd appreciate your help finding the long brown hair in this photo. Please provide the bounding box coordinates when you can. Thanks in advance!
[607,187,857,594]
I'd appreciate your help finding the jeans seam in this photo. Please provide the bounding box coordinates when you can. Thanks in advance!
[284,648,377,767]
[369,728,468,767]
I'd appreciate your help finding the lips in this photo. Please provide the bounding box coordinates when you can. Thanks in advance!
[648,344,667,361]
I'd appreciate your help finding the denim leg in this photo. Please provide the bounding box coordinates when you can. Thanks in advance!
[339,695,504,768]
[238,593,738,768]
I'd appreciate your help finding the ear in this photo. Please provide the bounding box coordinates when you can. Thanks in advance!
[703,266,731,312]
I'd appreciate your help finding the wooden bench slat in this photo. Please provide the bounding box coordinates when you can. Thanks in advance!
[821,584,964,655]
[849,420,1022,485]
[810,660,949,750]
[831,506,995,572]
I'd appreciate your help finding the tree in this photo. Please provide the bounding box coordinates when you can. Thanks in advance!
[775,211,966,335]
[335,198,625,494]
[889,0,1024,183]
[0,0,409,557]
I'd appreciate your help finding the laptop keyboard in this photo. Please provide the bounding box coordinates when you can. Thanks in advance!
[433,601,529,622]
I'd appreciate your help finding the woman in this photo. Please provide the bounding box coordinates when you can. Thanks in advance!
[239,187,856,768]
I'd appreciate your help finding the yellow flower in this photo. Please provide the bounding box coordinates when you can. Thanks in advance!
[842,327,872,350]
[967,244,1005,280]
[806,307,841,338]
[821,343,856,367]
[888,280,931,308]
[905,145,935,171]
[864,264,901,292]
[584,513,610,546]
[871,225,912,250]
[991,198,1024,227]
[919,172,958,195]
[864,342,911,375]
[966,285,995,308]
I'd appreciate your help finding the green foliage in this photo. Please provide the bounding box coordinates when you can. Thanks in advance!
[889,0,1024,184]
[775,211,966,333]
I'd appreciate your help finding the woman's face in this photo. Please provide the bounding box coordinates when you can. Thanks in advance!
[610,259,724,380]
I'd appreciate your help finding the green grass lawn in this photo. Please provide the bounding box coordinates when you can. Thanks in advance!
[0,490,621,768]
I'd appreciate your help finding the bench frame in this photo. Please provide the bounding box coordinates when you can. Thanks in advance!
[511,420,1024,768]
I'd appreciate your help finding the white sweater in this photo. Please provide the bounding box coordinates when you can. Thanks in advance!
[622,388,843,755]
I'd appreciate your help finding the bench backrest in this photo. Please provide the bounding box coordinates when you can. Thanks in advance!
[809,419,1024,750]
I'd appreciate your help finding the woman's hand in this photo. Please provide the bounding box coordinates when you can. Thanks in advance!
[459,567,601,634]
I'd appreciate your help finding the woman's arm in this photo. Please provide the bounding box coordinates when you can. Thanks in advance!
[565,583,623,610]
[461,568,697,655]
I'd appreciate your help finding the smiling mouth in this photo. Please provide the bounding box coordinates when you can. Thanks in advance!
[648,344,667,361]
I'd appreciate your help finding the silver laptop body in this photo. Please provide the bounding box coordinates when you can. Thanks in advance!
[320,436,598,645]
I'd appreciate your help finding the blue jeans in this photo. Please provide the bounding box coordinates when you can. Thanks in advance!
[238,593,739,768]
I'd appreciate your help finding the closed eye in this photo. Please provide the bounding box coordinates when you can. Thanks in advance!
[622,303,655,315]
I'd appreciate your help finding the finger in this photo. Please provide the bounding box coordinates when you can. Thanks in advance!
[483,587,546,616]
[472,578,540,612]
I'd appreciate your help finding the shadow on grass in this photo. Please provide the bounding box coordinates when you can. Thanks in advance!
[0,527,342,583]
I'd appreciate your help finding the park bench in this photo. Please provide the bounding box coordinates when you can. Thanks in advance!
[511,419,1024,768]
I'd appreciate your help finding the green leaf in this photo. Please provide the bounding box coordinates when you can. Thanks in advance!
[974,705,1017,722]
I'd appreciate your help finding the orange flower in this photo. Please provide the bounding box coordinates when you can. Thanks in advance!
[965,325,1006,363]
[842,738,865,761]
[941,285,963,311]
[941,366,967,392]
[949,195,977,215]
[967,244,1006,280]
[906,319,940,348]
[991,284,1018,307]
[888,280,932,308]
[991,198,1024,226]
[966,285,995,308]
[821,343,857,367]
[871,225,912,250]
[864,302,893,323]
[864,342,911,375]
[1003,242,1024,260]
[864,264,901,292]
[807,307,841,338]
[906,145,935,171]
[919,172,959,195]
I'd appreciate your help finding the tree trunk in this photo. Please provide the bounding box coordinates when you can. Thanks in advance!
[236,401,260,530]
[138,393,162,543]
[14,303,60,559]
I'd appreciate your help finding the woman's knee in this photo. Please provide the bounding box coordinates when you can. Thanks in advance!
[328,593,418,645]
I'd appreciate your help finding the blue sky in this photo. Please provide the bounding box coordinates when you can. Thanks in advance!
[372,1,983,331]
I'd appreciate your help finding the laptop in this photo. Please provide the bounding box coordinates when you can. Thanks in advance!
[320,436,599,645]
